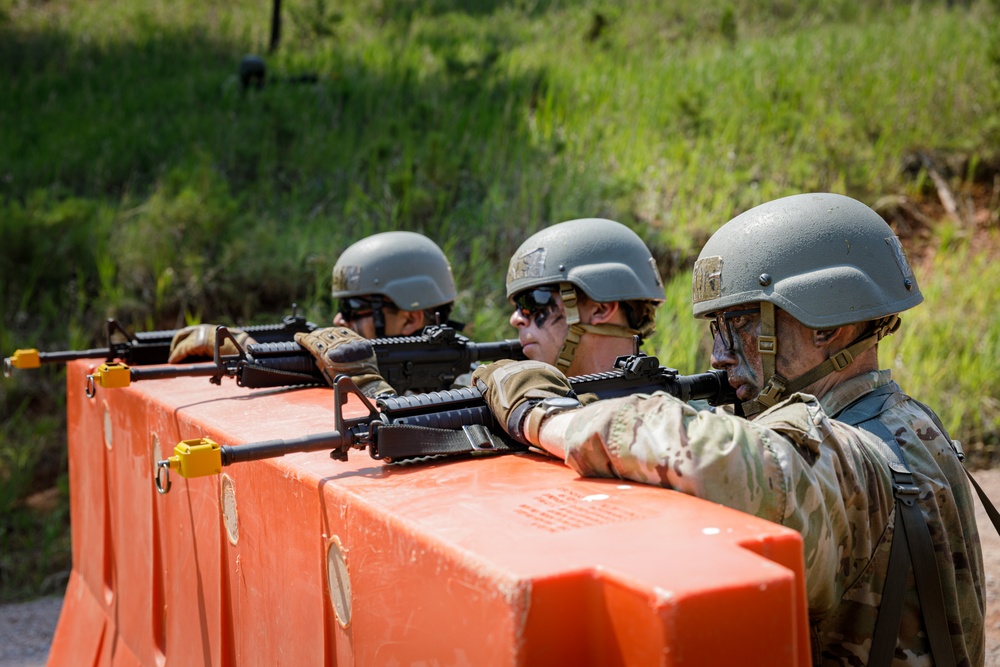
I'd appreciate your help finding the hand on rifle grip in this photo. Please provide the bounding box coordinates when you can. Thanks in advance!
[472,359,580,445]
[295,327,394,398]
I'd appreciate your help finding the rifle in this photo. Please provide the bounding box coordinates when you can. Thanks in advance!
[4,307,317,378]
[85,324,525,399]
[153,354,735,493]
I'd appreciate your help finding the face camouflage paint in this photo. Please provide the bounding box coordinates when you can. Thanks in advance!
[532,304,562,329]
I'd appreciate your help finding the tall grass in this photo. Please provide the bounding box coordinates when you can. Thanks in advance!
[1,0,999,600]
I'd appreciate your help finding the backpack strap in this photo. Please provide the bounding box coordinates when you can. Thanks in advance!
[835,386,956,667]
[836,385,1000,536]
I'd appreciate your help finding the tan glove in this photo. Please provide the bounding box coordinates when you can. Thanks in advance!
[472,359,582,445]
[294,327,394,398]
[168,324,255,363]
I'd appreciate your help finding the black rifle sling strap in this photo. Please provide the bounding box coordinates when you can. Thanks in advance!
[836,385,956,667]
[371,423,528,461]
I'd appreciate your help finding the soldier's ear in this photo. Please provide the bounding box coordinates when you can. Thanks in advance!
[399,309,426,336]
[588,300,621,325]
[813,326,850,348]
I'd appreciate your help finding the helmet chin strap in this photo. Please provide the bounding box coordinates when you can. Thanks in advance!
[742,304,901,417]
[371,299,388,338]
[554,283,646,374]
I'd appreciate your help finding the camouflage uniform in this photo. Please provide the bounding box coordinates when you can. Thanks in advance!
[824,370,984,667]
[557,371,985,666]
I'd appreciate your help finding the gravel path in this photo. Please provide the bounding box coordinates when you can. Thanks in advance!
[2,468,998,666]
[0,595,62,667]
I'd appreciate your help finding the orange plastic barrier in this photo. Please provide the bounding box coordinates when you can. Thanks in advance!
[49,359,811,666]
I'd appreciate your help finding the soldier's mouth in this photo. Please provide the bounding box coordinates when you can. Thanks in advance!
[519,339,539,357]
[730,379,753,401]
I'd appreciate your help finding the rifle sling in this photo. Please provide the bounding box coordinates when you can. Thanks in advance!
[238,363,324,389]
[372,423,528,461]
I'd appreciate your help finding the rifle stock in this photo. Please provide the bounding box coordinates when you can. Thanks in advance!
[154,355,736,492]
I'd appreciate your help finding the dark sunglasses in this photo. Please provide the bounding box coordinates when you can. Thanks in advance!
[709,307,761,352]
[338,296,395,321]
[512,287,559,318]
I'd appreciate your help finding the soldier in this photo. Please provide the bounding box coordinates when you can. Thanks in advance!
[504,217,665,376]
[169,231,459,397]
[324,230,461,340]
[472,193,985,665]
[300,218,665,398]
[293,230,463,396]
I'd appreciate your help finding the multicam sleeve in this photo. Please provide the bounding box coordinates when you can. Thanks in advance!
[559,391,879,616]
[561,392,794,521]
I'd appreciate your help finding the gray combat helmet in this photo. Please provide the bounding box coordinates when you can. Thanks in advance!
[332,231,457,310]
[506,218,665,303]
[507,218,665,372]
[692,192,923,415]
[692,192,922,326]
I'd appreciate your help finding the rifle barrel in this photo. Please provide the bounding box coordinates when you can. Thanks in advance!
[220,431,352,465]
[40,348,113,363]
[128,363,225,381]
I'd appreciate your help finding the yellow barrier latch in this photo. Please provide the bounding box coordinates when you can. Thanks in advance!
[4,349,41,376]
[155,438,223,494]
[85,362,133,398]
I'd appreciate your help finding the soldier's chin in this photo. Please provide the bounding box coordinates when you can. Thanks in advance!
[521,342,541,360]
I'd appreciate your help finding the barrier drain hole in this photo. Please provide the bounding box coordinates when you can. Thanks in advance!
[221,475,239,545]
[327,536,352,627]
[103,402,113,450]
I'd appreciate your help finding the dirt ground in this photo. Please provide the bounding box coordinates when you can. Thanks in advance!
[977,467,1000,666]
[1,468,998,666]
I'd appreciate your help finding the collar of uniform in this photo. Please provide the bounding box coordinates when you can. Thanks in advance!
[818,369,893,418]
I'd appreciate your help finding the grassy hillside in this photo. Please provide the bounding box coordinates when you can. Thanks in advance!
[1,0,999,601]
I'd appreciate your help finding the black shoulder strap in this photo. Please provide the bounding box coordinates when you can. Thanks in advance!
[835,387,956,667]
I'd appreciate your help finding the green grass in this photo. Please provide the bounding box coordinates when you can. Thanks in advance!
[1,0,999,601]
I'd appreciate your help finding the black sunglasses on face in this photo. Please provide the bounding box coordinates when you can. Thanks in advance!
[709,307,761,352]
[513,287,559,318]
[338,296,396,322]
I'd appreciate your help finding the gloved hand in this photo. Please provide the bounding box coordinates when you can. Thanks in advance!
[472,359,581,445]
[168,324,256,363]
[294,327,394,398]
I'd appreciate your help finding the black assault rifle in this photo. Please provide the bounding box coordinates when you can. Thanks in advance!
[154,354,736,493]
[87,324,525,399]
[4,307,317,378]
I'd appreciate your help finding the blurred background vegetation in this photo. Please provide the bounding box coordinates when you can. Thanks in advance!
[1,0,999,602]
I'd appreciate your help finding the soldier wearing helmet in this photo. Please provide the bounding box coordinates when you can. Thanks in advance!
[168,231,461,397]
[329,231,460,339]
[292,231,466,397]
[505,218,665,376]
[473,194,985,665]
